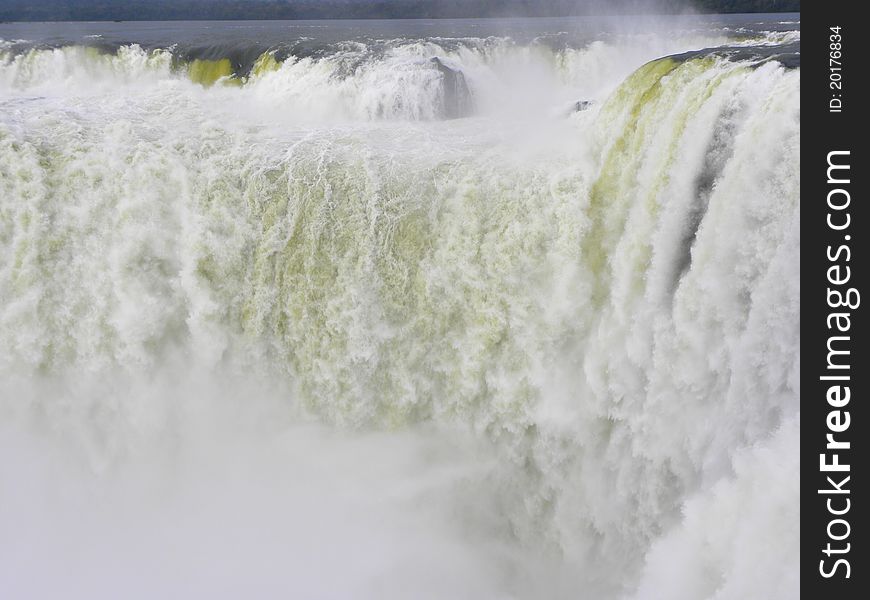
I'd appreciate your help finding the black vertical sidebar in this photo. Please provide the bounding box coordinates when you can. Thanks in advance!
[804,2,866,597]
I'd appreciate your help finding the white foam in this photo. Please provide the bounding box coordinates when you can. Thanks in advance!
[0,35,800,599]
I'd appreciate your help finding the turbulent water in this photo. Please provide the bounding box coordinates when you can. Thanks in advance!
[0,14,799,600]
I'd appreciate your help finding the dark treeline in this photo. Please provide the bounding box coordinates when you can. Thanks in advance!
[0,1,801,22]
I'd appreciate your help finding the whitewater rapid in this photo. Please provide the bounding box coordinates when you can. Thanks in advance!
[1,20,799,600]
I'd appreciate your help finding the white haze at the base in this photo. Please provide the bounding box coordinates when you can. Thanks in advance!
[0,377,799,600]
[0,30,799,600]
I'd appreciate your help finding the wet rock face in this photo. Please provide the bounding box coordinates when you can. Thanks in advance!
[557,100,593,118]
[431,57,474,119]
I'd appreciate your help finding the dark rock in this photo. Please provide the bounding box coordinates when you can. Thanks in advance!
[430,57,474,119]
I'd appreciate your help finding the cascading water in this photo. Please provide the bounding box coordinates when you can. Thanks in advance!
[1,16,799,600]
